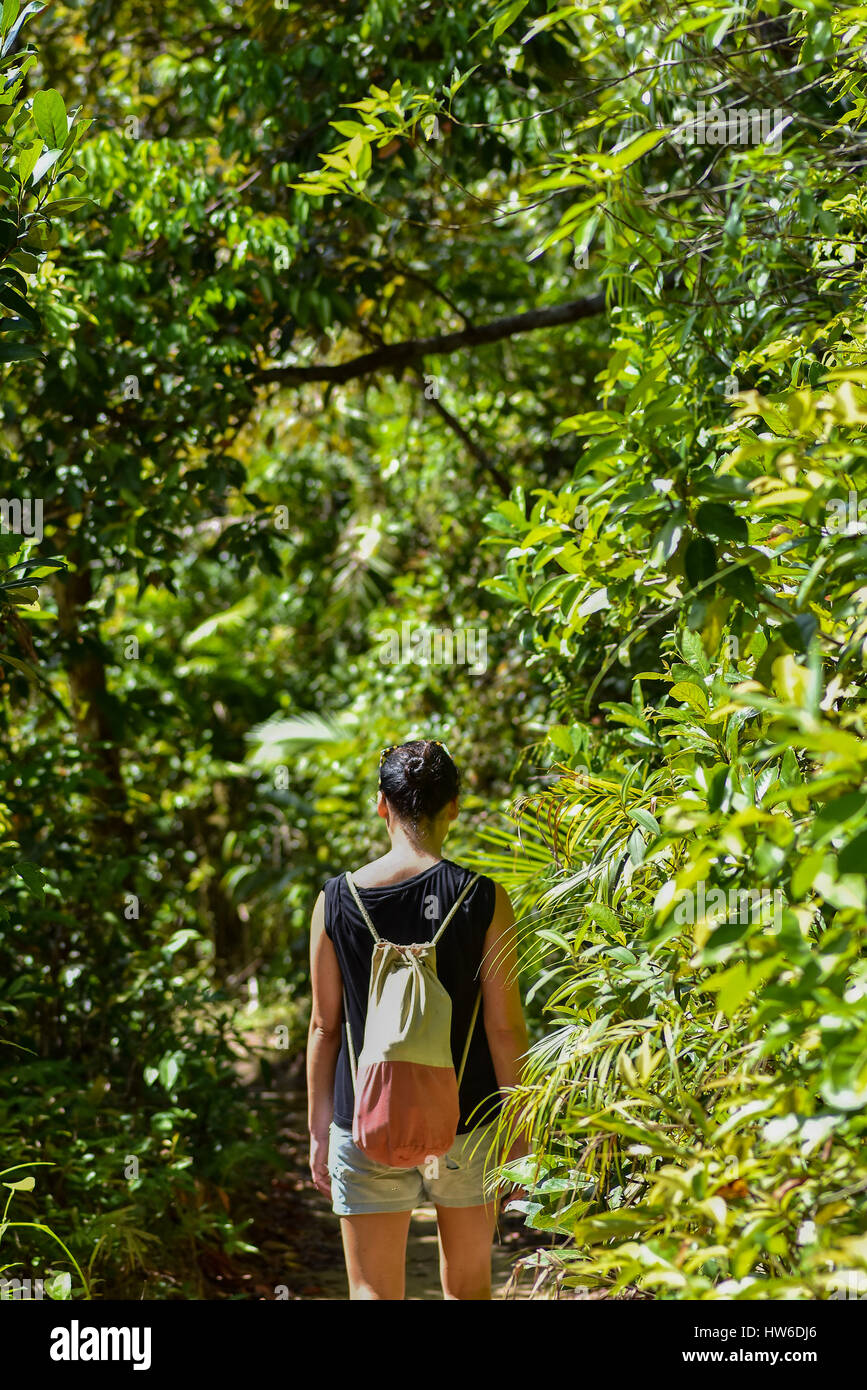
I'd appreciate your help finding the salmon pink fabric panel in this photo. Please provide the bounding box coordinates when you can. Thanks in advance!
[353,1060,460,1167]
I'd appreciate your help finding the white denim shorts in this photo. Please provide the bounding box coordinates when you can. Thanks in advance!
[327,1120,501,1216]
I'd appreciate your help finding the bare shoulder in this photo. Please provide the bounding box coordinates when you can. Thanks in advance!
[350,853,443,888]
[486,880,516,931]
[348,855,394,888]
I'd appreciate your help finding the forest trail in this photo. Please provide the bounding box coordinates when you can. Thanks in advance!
[223,1040,549,1301]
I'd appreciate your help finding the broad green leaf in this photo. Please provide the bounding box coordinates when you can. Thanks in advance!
[16,139,39,183]
[491,0,529,40]
[31,87,66,147]
[13,861,44,899]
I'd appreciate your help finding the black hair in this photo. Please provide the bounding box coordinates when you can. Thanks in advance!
[378,740,460,827]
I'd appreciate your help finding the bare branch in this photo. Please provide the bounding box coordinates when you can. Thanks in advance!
[410,367,511,496]
[251,290,607,388]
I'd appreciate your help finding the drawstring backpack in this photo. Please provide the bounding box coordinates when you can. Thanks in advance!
[342,870,482,1168]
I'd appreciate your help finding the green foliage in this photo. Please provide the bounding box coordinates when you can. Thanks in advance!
[466,2,867,1299]
[0,1157,87,1298]
[1,1,551,1296]
[300,0,867,1299]
[0,0,92,362]
[3,0,867,1302]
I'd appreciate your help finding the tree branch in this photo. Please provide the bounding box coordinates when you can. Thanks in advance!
[410,368,511,496]
[251,289,607,387]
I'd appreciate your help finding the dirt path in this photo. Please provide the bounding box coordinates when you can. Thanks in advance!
[251,1088,544,1300]
[219,1046,550,1300]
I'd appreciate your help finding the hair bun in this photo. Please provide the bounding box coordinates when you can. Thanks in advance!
[377,739,460,827]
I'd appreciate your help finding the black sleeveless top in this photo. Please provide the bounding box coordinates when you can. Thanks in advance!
[323,858,501,1135]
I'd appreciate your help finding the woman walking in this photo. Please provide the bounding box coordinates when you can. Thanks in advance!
[307,739,529,1300]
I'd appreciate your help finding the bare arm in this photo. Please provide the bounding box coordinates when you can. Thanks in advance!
[306,890,343,1196]
[481,881,530,1160]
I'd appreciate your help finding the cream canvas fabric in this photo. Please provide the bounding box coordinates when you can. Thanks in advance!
[342,870,482,1167]
[361,941,455,1069]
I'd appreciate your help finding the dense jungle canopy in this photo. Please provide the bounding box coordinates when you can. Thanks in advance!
[1,0,866,1303]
